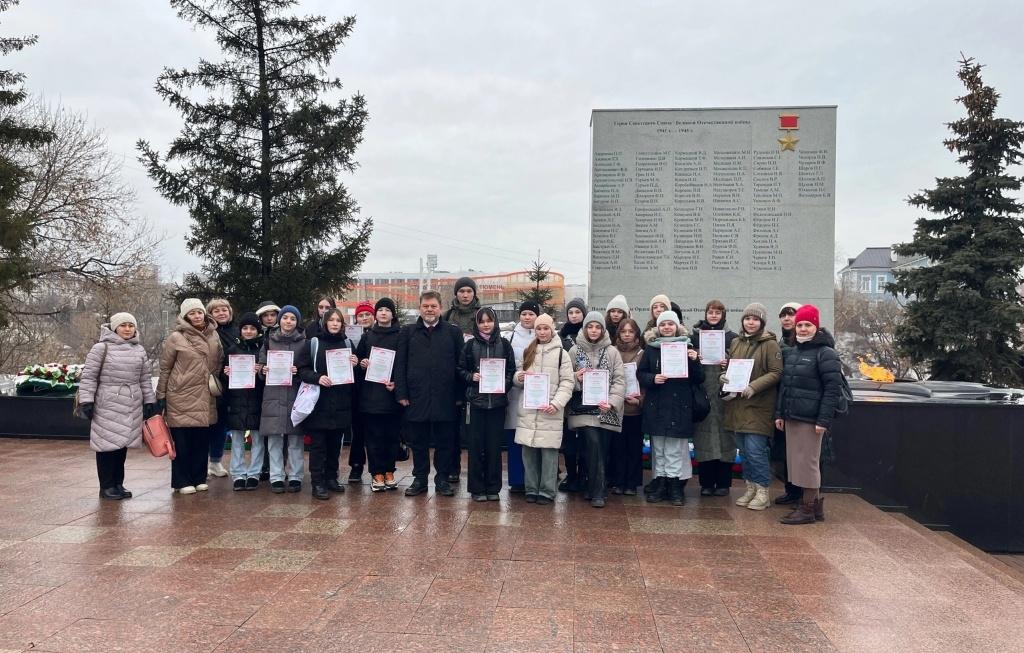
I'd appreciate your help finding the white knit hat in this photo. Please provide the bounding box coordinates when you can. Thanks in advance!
[179,298,205,319]
[109,312,137,329]
[657,311,680,327]
[605,294,630,315]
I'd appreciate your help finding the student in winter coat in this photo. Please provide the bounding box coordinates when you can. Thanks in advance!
[557,297,587,493]
[608,318,645,495]
[637,311,705,506]
[690,299,739,496]
[568,311,626,508]
[255,301,280,334]
[503,300,539,493]
[79,313,157,500]
[444,276,481,336]
[157,298,224,494]
[221,312,265,490]
[774,304,843,525]
[346,300,375,485]
[604,294,630,342]
[514,313,575,504]
[772,301,804,506]
[356,297,402,492]
[354,302,376,329]
[457,307,517,501]
[299,308,357,500]
[303,296,336,340]
[643,294,673,342]
[258,305,310,493]
[722,303,784,511]
[395,291,465,497]
[205,298,236,479]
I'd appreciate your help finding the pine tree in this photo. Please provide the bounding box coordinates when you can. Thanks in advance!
[517,259,554,314]
[889,56,1024,386]
[0,0,52,326]
[138,0,370,310]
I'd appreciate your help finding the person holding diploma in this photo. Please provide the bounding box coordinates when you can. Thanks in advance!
[775,304,843,525]
[221,312,265,490]
[457,307,516,501]
[568,311,626,508]
[299,308,357,500]
[608,318,645,495]
[395,291,465,497]
[356,298,403,492]
[158,299,224,494]
[346,301,375,485]
[690,299,739,497]
[503,301,539,494]
[557,297,587,493]
[514,313,575,504]
[258,305,310,494]
[637,311,704,506]
[723,303,783,511]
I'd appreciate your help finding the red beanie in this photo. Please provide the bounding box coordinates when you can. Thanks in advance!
[355,301,375,317]
[793,304,820,329]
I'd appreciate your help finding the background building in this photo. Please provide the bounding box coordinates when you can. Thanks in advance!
[838,247,929,302]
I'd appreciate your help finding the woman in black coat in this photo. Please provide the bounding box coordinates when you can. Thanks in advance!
[299,308,356,500]
[356,298,403,492]
[774,304,843,525]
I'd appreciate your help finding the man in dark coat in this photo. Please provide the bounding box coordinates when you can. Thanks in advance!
[395,290,466,496]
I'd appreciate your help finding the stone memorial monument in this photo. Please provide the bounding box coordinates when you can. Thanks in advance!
[589,106,837,328]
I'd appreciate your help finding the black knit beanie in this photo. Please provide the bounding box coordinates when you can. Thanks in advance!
[375,297,398,318]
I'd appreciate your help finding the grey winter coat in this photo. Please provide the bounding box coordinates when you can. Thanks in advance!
[79,325,156,452]
[258,326,311,435]
[691,322,738,462]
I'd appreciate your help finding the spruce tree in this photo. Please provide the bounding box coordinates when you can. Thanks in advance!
[0,0,52,325]
[517,259,554,314]
[889,56,1024,386]
[138,0,370,310]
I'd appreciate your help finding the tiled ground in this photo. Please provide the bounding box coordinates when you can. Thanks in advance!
[0,439,1022,652]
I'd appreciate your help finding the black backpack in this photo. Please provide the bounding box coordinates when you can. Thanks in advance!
[817,348,853,417]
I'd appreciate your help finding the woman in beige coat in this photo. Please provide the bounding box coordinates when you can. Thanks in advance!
[514,314,575,504]
[157,298,224,494]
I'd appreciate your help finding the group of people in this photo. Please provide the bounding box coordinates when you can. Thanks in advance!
[77,276,844,525]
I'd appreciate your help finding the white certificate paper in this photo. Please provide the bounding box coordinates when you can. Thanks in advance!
[623,361,640,397]
[326,348,354,385]
[265,350,294,386]
[365,346,396,384]
[345,326,363,349]
[582,368,610,405]
[522,373,550,410]
[228,355,255,389]
[723,358,755,393]
[478,358,506,394]
[699,330,726,364]
[661,342,689,378]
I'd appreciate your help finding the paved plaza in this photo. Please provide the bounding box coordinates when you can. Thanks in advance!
[0,439,1021,652]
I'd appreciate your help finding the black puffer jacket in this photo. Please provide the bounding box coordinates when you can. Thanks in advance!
[775,329,843,429]
[221,334,264,431]
[299,330,355,431]
[394,318,465,422]
[457,326,516,410]
[355,322,402,414]
[637,339,705,439]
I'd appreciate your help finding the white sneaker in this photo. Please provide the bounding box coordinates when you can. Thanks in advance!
[208,462,228,477]
[178,485,197,495]
[196,483,209,492]
[735,480,757,507]
[747,485,770,511]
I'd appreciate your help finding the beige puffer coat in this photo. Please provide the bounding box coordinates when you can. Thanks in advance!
[513,339,575,449]
[157,317,223,428]
[79,325,156,452]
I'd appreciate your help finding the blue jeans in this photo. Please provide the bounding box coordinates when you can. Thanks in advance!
[209,413,228,462]
[504,429,524,486]
[268,434,305,483]
[228,429,263,481]
[735,432,771,486]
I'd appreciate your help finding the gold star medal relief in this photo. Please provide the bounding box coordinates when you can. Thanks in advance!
[778,113,799,151]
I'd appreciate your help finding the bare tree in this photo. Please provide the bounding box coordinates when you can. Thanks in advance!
[833,284,927,380]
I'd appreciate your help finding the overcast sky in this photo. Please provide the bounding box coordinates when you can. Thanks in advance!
[5,1,1024,285]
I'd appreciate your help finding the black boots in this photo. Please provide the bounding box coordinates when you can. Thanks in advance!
[669,478,686,506]
[99,487,123,500]
[312,485,329,500]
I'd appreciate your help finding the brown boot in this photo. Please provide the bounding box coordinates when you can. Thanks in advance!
[814,497,825,522]
[780,501,816,525]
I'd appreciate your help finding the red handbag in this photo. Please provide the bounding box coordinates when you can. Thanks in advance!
[142,414,177,460]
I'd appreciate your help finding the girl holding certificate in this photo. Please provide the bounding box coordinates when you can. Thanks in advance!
[299,308,358,500]
[513,314,575,504]
[258,305,309,494]
[356,298,403,492]
[568,311,626,508]
[637,311,704,506]
[221,312,265,491]
[724,303,784,511]
[690,299,739,497]
[457,307,516,502]
[608,318,645,495]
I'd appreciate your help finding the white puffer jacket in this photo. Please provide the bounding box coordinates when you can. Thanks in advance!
[513,339,575,449]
